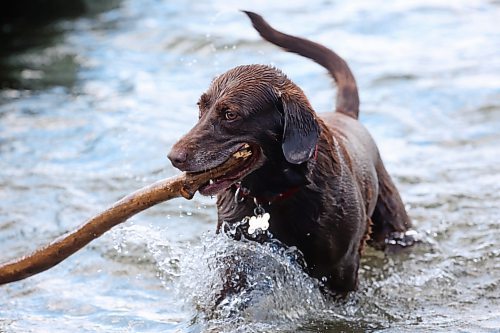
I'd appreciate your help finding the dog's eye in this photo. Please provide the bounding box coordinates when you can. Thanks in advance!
[224,110,238,121]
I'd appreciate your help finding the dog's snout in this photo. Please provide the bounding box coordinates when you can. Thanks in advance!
[168,148,188,169]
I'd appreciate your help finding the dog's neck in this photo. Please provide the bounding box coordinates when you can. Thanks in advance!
[237,119,337,202]
[233,146,318,203]
[232,182,302,205]
[238,153,312,200]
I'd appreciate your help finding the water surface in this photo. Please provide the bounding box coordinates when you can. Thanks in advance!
[0,1,499,332]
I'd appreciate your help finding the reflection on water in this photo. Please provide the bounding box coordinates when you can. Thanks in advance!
[0,0,499,332]
[0,0,121,90]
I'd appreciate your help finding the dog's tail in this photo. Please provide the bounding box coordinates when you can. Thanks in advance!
[243,11,359,119]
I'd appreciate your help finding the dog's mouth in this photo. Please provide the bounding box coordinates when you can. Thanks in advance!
[196,143,261,196]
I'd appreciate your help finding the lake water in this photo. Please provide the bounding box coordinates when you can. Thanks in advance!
[0,1,499,332]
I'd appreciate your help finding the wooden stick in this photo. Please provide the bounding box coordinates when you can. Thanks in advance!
[0,150,251,285]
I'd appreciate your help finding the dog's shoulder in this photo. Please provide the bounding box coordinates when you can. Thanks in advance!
[320,112,379,162]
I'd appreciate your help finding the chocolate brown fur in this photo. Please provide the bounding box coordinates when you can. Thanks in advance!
[168,12,412,293]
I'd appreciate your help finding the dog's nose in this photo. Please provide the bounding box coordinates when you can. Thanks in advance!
[167,148,188,169]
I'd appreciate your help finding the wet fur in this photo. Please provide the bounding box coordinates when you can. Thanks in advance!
[169,12,412,293]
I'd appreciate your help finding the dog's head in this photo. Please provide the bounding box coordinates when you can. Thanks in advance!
[168,64,320,196]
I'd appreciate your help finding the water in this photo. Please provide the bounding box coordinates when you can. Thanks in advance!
[1,0,499,332]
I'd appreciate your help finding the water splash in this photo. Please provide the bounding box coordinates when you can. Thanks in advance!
[107,222,401,331]
[159,230,327,332]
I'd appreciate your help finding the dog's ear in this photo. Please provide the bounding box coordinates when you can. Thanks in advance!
[279,91,321,164]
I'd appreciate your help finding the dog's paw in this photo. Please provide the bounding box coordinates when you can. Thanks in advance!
[383,229,423,254]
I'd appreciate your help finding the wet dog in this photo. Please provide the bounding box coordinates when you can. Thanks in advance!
[168,11,413,294]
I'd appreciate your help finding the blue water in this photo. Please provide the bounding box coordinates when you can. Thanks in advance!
[1,1,499,332]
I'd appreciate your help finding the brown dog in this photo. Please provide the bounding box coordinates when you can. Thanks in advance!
[168,11,413,294]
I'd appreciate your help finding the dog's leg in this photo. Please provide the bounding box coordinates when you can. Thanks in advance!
[323,250,361,295]
[214,257,250,309]
[369,160,414,250]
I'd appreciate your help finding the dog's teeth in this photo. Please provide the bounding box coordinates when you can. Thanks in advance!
[209,179,214,185]
[242,143,250,149]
